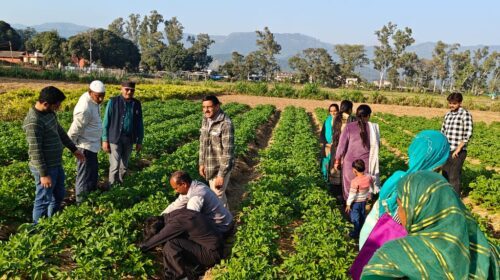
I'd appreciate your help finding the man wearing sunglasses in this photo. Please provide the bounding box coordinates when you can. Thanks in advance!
[102,81,144,187]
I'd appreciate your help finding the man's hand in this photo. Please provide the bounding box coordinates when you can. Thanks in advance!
[334,163,340,170]
[345,205,351,214]
[199,165,206,178]
[74,150,85,162]
[136,144,142,152]
[214,176,224,189]
[41,176,52,188]
[102,141,111,153]
[452,149,460,159]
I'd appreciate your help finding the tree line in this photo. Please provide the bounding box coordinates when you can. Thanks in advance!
[1,17,499,94]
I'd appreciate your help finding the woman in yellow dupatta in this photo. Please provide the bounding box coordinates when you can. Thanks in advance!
[362,171,500,279]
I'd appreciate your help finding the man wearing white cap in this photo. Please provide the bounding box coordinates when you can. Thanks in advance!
[68,80,106,203]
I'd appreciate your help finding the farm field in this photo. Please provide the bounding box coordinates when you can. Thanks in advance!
[0,80,498,279]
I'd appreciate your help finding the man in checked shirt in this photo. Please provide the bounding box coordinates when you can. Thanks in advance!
[441,92,473,195]
[199,95,235,209]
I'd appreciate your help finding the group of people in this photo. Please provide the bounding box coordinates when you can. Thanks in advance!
[320,94,499,279]
[24,82,235,279]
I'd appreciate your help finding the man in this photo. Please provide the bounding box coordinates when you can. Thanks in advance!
[102,81,144,186]
[23,86,85,224]
[441,92,473,194]
[67,80,105,203]
[199,95,235,209]
[140,208,223,280]
[162,171,233,235]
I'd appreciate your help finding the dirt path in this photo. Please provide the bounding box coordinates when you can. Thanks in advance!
[218,94,500,124]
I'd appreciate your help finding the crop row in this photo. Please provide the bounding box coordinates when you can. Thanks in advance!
[213,106,355,279]
[0,83,225,121]
[0,103,275,278]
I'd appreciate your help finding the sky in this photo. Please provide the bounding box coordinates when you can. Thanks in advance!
[1,0,499,46]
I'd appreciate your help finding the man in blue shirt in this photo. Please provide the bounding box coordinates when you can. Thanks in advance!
[102,81,144,186]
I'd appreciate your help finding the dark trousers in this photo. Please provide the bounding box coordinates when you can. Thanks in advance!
[75,148,98,204]
[442,150,467,195]
[350,201,366,238]
[163,238,221,279]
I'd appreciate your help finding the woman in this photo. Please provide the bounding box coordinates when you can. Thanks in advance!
[334,104,380,201]
[361,171,500,279]
[320,103,339,181]
[359,130,450,249]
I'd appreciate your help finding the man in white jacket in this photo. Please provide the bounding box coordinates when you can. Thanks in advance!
[68,80,105,203]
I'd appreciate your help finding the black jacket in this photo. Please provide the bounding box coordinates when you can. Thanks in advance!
[140,208,223,252]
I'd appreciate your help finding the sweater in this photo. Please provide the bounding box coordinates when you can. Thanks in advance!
[23,106,77,176]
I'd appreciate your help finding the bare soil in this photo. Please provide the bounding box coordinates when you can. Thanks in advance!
[218,94,500,124]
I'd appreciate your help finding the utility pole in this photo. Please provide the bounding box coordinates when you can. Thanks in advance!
[88,31,93,70]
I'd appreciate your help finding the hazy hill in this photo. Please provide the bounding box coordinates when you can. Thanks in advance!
[12,22,91,38]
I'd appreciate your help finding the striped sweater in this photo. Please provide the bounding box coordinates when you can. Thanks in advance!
[23,106,77,176]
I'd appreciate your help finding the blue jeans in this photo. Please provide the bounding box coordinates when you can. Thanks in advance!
[350,201,366,238]
[30,165,66,224]
[75,148,98,204]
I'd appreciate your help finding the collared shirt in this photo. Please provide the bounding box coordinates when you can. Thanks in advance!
[161,180,233,233]
[441,107,473,151]
[67,92,102,153]
[199,110,235,180]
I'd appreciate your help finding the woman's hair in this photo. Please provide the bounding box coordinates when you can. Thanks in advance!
[328,103,339,114]
[331,100,354,148]
[356,104,372,149]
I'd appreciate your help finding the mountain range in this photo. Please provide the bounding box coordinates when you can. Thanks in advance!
[12,22,500,80]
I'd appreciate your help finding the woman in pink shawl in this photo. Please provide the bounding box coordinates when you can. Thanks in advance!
[334,104,380,201]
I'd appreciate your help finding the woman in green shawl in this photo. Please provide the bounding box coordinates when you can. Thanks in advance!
[359,130,450,249]
[361,171,500,279]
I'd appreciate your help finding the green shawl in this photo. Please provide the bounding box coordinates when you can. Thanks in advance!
[362,171,500,280]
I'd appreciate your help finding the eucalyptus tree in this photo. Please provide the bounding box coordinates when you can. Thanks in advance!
[334,44,369,80]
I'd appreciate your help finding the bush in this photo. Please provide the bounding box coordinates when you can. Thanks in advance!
[269,83,296,97]
[339,90,366,103]
[300,82,320,98]
[368,91,388,104]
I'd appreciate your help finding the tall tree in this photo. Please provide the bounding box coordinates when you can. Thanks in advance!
[186,33,214,71]
[165,17,184,46]
[431,41,460,93]
[68,28,140,70]
[125,14,141,46]
[0,21,22,50]
[334,44,369,79]
[289,48,340,86]
[26,31,66,65]
[486,51,500,93]
[108,17,126,37]
[160,43,188,72]
[138,11,165,71]
[17,27,37,51]
[220,51,246,81]
[470,47,491,95]
[373,22,396,89]
[254,27,281,81]
[450,50,474,91]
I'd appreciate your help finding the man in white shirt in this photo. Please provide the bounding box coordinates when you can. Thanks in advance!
[68,80,105,203]
[162,170,233,234]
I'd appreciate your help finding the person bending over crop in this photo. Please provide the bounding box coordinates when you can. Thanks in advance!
[140,208,224,280]
[23,86,85,224]
[162,171,233,235]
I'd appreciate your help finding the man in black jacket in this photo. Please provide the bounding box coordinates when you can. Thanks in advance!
[140,208,223,280]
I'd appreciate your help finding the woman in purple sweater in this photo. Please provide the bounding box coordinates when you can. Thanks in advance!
[334,105,379,201]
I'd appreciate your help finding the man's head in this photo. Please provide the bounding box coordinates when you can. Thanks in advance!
[169,171,193,195]
[447,92,463,112]
[202,95,221,119]
[89,80,106,104]
[120,81,136,101]
[38,86,66,112]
